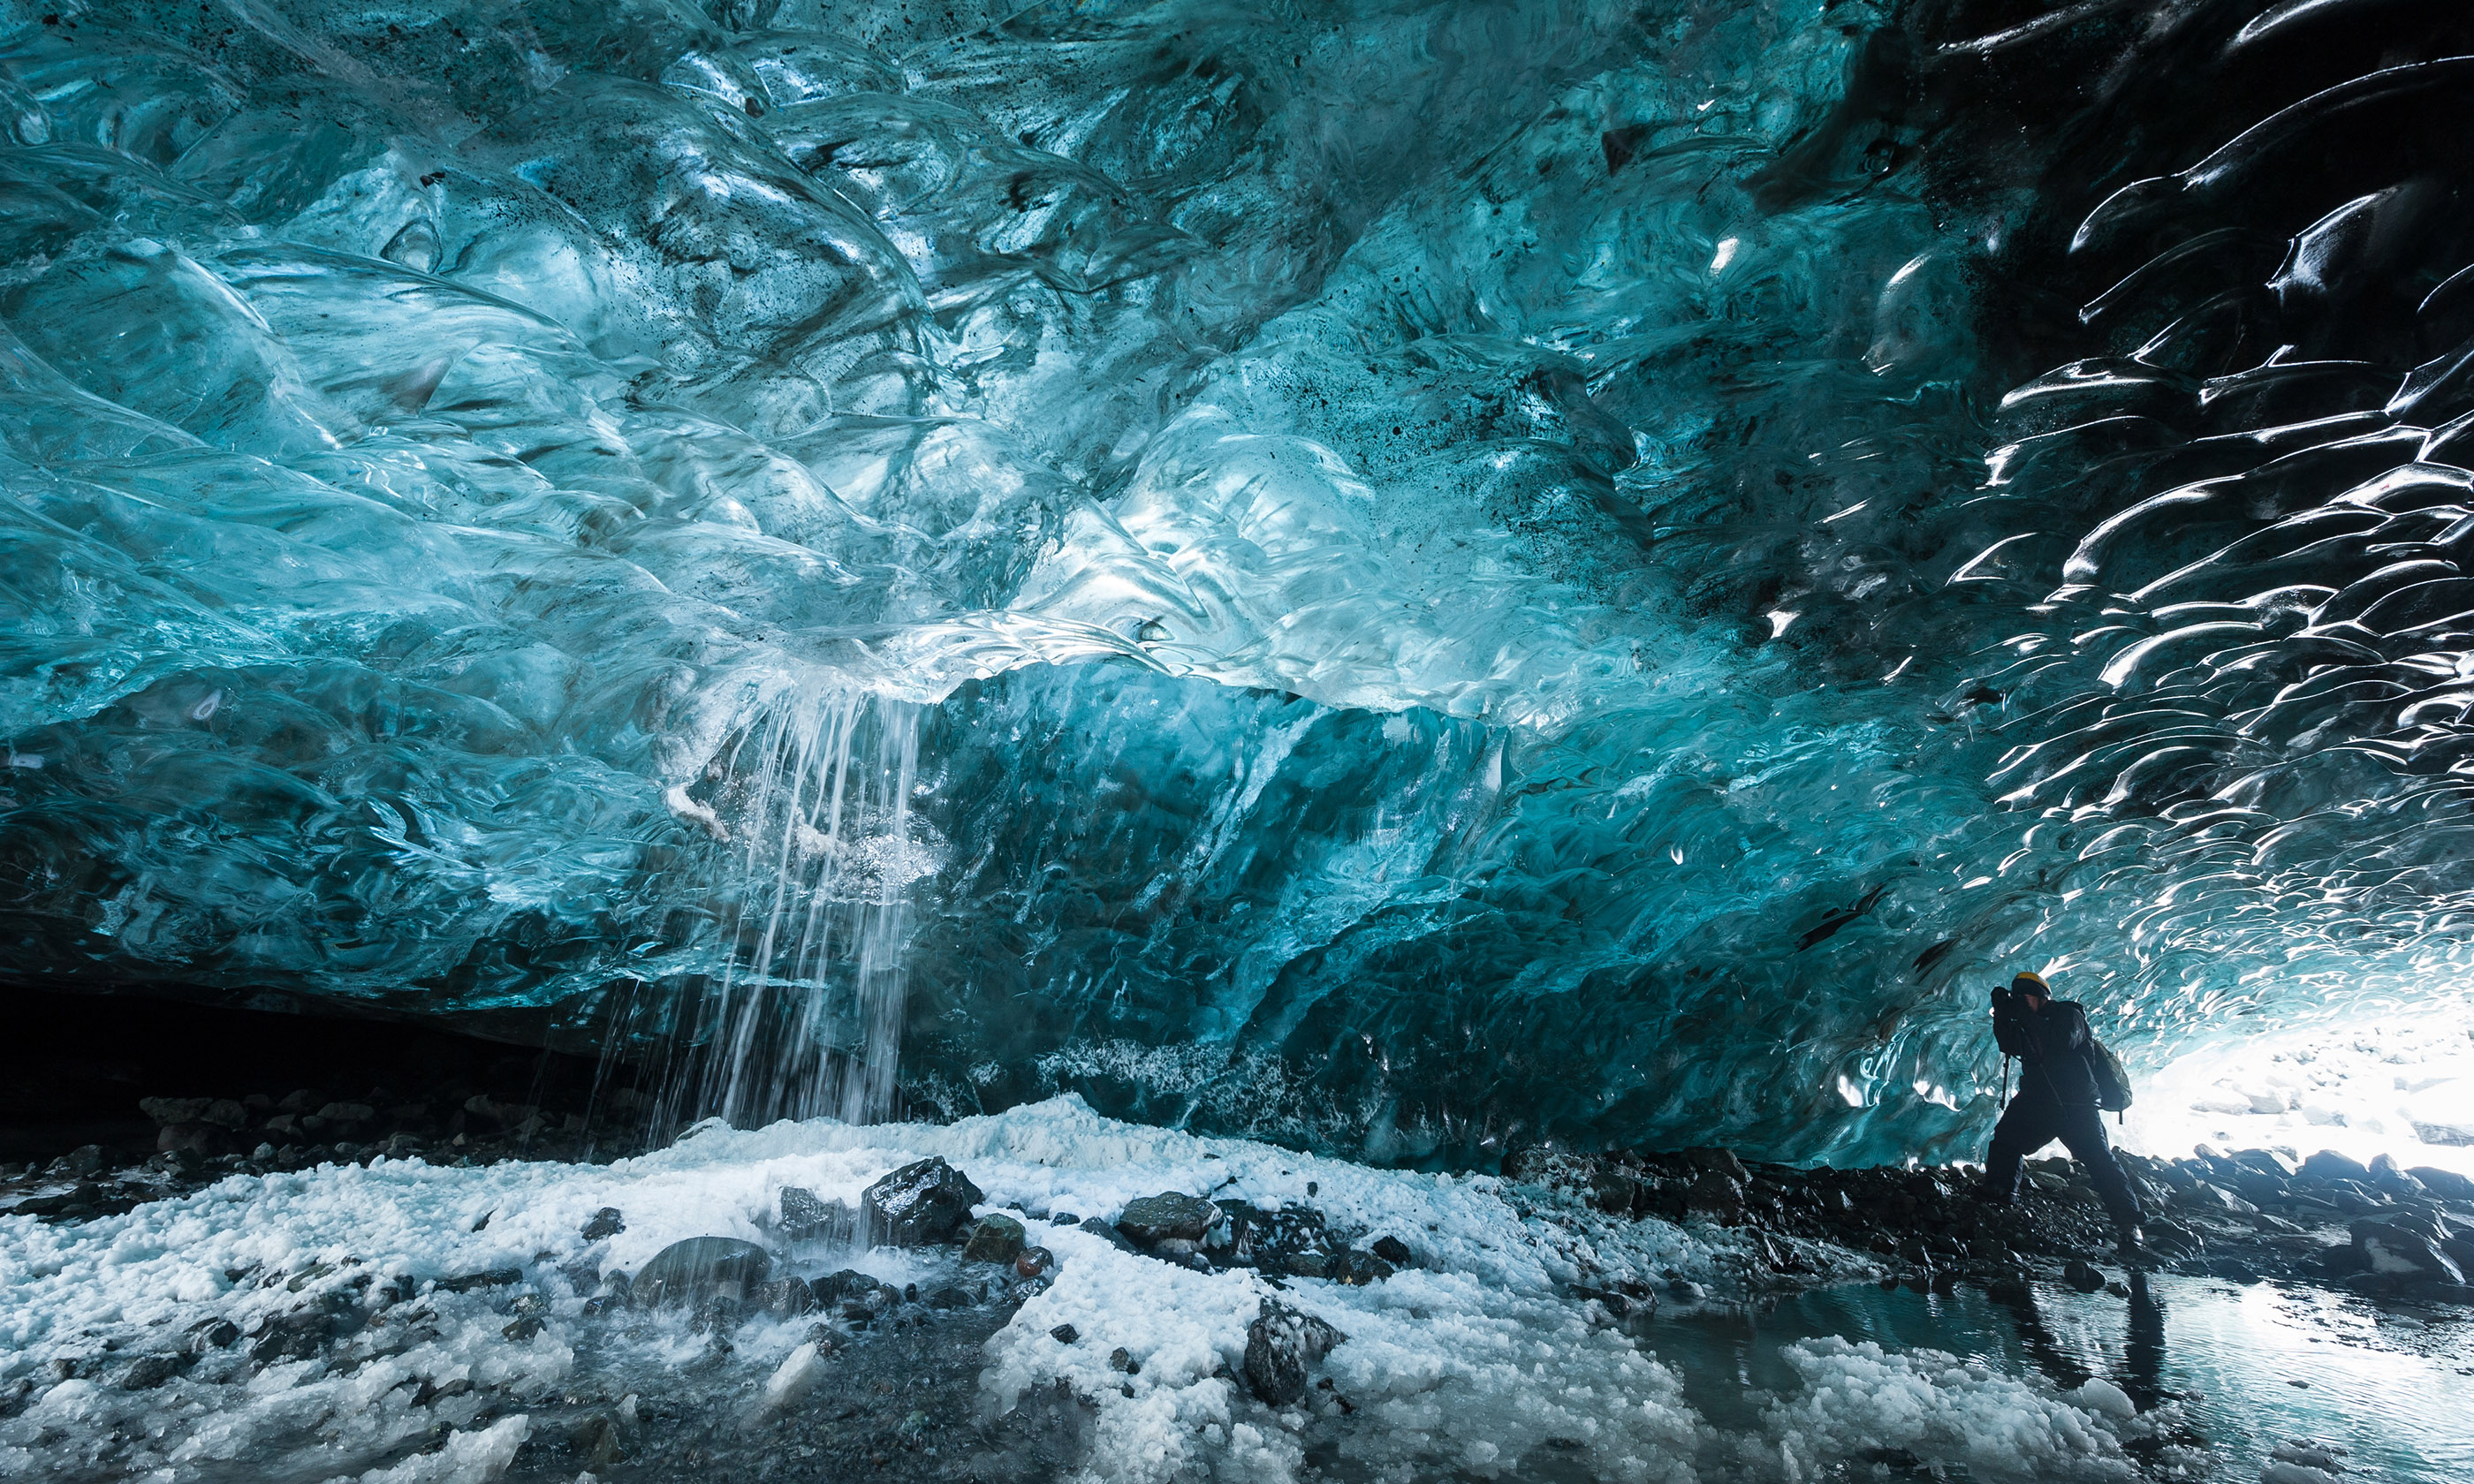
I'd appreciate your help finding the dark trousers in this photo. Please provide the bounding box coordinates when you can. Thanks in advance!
[1980,1098,2145,1230]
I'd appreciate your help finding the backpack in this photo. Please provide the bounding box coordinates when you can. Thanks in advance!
[2087,1036,2134,1116]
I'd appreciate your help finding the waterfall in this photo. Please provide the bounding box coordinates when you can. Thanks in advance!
[652,687,930,1132]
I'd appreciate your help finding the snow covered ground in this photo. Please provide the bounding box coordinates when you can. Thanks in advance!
[2126,1008,2474,1178]
[1,1097,2194,1482]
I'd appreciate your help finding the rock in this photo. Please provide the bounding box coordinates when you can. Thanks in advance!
[2409,1166,2474,1200]
[1332,1249,1395,1285]
[2299,1150,2372,1185]
[1116,1192,1221,1246]
[1682,1170,1745,1223]
[140,1097,213,1125]
[810,1268,875,1305]
[1014,1246,1053,1279]
[186,1318,239,1352]
[1370,1235,1413,1266]
[2440,1232,2474,1276]
[2351,1222,2466,1283]
[1107,1346,1137,1374]
[2145,1219,2203,1255]
[861,1158,983,1246]
[779,1185,854,1241]
[2171,1182,2254,1215]
[1242,1300,1344,1406]
[963,1213,1027,1265]
[1076,1216,1142,1253]
[753,1277,815,1318]
[571,1413,622,1469]
[156,1122,227,1156]
[315,1102,375,1124]
[2228,1148,2300,1177]
[1681,1147,1750,1184]
[574,1207,624,1241]
[1051,1322,1080,1343]
[1666,1277,1707,1302]
[501,1314,545,1342]
[59,1145,104,1177]
[434,1268,523,1293]
[119,1353,183,1389]
[2204,1256,2261,1284]
[633,1237,772,1307]
[1589,1167,1639,1215]
[2366,1154,2425,1196]
[2062,1260,2106,1292]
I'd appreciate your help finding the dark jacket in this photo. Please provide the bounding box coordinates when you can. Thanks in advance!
[1994,997,2099,1106]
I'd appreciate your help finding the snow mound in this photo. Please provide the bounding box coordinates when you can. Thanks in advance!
[0,1098,2153,1482]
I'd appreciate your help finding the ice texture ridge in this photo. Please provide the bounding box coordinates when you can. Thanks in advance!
[7,0,2474,1163]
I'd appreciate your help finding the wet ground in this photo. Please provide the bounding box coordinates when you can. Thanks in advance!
[1647,1276,2474,1483]
[487,1259,1089,1484]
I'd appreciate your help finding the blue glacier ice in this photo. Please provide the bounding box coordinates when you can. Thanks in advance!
[5,0,2474,1164]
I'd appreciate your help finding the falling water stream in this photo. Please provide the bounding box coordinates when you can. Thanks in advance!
[649,688,930,1132]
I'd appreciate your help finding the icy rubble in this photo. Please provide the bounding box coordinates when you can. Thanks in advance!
[0,1097,2170,1483]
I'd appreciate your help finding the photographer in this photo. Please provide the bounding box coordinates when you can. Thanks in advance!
[1977,970,2146,1255]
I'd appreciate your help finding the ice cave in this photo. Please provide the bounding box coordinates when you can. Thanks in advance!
[2,0,2471,1479]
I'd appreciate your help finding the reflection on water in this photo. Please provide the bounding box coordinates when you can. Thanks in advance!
[1642,1277,2474,1483]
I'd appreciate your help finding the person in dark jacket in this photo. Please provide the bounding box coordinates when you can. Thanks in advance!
[1978,970,2146,1253]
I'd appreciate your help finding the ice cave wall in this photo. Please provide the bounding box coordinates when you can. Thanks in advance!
[4,0,2474,1165]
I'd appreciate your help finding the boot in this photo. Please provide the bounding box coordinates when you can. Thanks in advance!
[2113,1221,2147,1265]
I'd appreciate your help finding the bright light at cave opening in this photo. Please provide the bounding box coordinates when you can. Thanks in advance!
[2121,1000,2474,1178]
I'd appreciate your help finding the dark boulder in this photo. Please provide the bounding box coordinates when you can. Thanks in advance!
[780,1185,855,1241]
[963,1213,1027,1265]
[2409,1166,2474,1201]
[1682,1170,1745,1223]
[1243,1299,1345,1406]
[1116,1192,1221,1246]
[753,1277,815,1318]
[1681,1147,1750,1184]
[581,1208,625,1241]
[2062,1260,2106,1292]
[2367,1155,2426,1197]
[434,1268,523,1294]
[156,1123,227,1156]
[2351,1220,2466,1284]
[1076,1216,1142,1254]
[119,1353,184,1389]
[1370,1235,1413,1266]
[2299,1150,2372,1185]
[810,1268,876,1305]
[633,1237,771,1307]
[861,1158,983,1246]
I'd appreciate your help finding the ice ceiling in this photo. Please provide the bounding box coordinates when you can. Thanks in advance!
[5,0,2474,1165]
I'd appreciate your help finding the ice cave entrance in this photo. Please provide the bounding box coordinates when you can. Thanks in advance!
[2129,1004,2474,1181]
